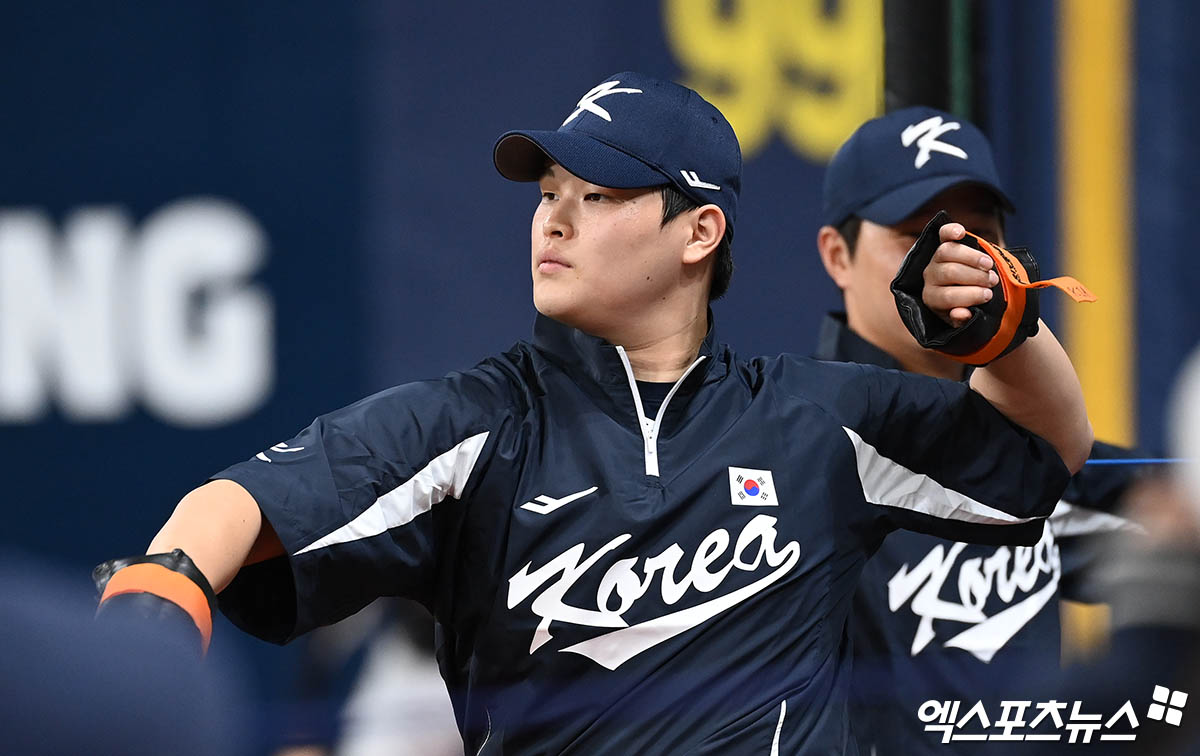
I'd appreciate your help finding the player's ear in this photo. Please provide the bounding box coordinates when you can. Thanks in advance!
[681,205,725,265]
[817,225,852,289]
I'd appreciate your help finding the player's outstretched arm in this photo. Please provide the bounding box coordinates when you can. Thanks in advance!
[93,480,283,652]
[922,221,1093,474]
[147,479,281,593]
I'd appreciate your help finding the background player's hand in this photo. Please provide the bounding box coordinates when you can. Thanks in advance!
[921,221,1001,327]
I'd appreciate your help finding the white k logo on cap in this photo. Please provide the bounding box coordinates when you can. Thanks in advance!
[901,116,969,169]
[562,80,644,126]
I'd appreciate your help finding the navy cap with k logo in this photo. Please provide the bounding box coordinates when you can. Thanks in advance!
[493,71,742,238]
[821,106,1015,227]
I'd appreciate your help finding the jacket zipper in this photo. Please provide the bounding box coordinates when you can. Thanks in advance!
[614,347,706,477]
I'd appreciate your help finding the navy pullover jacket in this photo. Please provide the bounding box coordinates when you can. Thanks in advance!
[216,314,1072,754]
[816,312,1139,754]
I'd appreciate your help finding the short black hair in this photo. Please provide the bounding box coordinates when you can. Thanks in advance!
[836,215,863,255]
[659,185,734,301]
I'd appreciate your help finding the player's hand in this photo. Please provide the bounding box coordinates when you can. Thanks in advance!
[921,222,1001,327]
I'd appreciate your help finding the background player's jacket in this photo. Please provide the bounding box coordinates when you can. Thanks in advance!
[216,314,1071,755]
[814,312,1140,754]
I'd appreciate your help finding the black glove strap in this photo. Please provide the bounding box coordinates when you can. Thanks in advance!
[890,210,1040,366]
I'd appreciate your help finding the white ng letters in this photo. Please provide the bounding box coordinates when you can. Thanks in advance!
[0,197,273,426]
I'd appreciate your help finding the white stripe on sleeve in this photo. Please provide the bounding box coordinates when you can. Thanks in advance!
[295,430,490,555]
[842,426,1041,526]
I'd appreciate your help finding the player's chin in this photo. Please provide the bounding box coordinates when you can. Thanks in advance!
[533,286,579,323]
[536,290,613,336]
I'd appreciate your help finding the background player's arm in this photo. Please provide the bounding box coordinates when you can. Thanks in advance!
[147,479,282,593]
[923,221,1093,473]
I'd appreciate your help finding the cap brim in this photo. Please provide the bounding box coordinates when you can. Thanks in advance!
[855,175,1016,226]
[493,130,668,188]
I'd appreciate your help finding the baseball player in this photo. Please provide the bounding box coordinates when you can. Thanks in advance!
[815,107,1141,754]
[95,72,1093,754]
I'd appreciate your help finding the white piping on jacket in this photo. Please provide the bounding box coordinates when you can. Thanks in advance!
[614,346,706,477]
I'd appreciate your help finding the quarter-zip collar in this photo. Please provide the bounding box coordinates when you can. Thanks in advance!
[612,344,707,476]
[531,312,728,476]
[814,312,902,369]
[815,311,973,381]
[531,311,723,388]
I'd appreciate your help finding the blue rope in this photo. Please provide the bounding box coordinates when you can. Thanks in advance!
[1084,458,1191,466]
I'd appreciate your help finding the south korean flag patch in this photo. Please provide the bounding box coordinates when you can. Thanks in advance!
[728,467,779,506]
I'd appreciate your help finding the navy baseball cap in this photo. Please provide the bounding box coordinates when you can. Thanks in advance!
[494,71,742,237]
[821,106,1014,227]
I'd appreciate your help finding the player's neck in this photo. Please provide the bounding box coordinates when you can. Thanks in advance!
[613,308,709,383]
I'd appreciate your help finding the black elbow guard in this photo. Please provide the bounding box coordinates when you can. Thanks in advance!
[94,549,217,654]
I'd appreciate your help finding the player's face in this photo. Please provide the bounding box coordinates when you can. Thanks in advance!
[531,164,690,335]
[840,185,1005,374]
